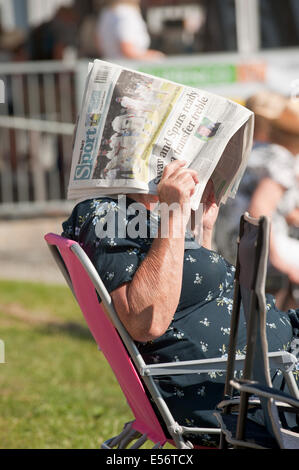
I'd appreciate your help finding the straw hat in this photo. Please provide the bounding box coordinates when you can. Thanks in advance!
[246,90,299,135]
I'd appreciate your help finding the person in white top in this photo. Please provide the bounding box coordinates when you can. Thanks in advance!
[96,0,164,60]
[215,91,299,289]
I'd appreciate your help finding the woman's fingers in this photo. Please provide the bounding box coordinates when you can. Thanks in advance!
[157,161,199,206]
[161,161,199,185]
[161,160,187,179]
[162,161,199,187]
[171,172,198,197]
[173,168,199,185]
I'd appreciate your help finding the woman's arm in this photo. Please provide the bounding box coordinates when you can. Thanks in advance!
[110,160,198,343]
[248,177,299,282]
[248,177,285,219]
[120,41,164,60]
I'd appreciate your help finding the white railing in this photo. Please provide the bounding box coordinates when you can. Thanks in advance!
[0,59,88,215]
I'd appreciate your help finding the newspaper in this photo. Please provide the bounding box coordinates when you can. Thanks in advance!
[67,59,254,210]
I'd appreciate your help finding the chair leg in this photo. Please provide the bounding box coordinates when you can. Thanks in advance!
[130,434,149,449]
[101,421,142,449]
[235,391,250,444]
[219,431,228,449]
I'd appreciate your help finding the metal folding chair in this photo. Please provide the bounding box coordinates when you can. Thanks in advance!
[45,233,222,449]
[215,212,299,449]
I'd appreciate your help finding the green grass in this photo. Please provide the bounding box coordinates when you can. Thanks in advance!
[0,280,134,449]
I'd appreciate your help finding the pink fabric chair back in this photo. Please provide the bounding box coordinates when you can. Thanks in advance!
[45,233,167,445]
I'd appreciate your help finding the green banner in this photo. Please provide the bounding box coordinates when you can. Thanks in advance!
[138,63,237,88]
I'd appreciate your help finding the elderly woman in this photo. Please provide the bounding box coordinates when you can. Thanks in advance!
[62,160,299,446]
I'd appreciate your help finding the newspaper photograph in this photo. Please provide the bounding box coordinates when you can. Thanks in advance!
[67,59,254,209]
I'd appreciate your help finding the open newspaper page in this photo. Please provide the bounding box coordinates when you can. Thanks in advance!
[67,59,254,209]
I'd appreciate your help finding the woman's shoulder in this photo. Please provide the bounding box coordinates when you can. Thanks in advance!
[74,196,120,214]
[62,195,153,247]
[62,197,119,239]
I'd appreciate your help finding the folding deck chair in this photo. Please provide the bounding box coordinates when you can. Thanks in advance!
[44,229,298,449]
[215,212,299,449]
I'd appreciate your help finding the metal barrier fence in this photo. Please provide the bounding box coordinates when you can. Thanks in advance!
[0,59,85,216]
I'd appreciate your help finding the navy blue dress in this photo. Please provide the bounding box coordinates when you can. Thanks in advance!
[62,196,299,446]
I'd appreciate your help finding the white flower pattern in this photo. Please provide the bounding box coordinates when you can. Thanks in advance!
[205,291,213,301]
[197,386,206,397]
[105,272,115,281]
[173,330,185,340]
[107,238,117,247]
[200,341,208,353]
[174,387,184,398]
[194,273,203,284]
[209,253,220,263]
[125,264,134,273]
[221,327,230,335]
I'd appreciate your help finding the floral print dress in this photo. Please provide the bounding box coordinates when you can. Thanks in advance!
[62,196,299,446]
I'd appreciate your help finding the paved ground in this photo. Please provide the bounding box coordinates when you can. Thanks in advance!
[0,217,67,284]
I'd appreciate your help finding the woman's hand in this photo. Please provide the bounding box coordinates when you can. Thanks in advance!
[157,160,199,206]
[201,180,219,232]
[157,160,199,231]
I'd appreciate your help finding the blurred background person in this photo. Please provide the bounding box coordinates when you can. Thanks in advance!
[201,0,237,52]
[26,5,79,61]
[259,0,299,49]
[0,7,26,62]
[214,91,299,307]
[96,0,164,60]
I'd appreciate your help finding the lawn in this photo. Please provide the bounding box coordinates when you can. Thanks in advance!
[0,280,134,449]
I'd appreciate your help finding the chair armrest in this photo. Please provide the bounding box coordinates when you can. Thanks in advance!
[267,351,297,372]
[217,396,261,411]
[230,379,299,411]
[140,351,297,377]
[140,355,243,376]
[141,357,230,376]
